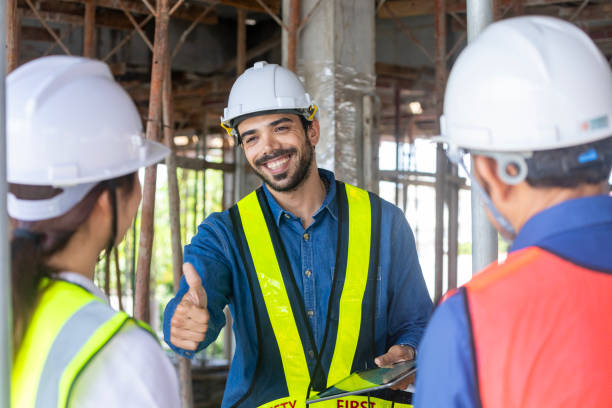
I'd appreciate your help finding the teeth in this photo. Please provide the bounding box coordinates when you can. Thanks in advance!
[266,156,289,170]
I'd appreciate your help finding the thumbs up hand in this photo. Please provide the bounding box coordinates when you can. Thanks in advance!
[170,263,210,351]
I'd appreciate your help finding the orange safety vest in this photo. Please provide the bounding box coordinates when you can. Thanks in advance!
[463,247,612,407]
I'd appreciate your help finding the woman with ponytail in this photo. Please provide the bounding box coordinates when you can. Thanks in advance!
[8,56,180,407]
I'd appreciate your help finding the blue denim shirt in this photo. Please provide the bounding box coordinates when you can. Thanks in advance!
[164,169,433,407]
[414,195,612,407]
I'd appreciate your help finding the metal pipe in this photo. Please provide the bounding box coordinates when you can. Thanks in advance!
[1,0,11,401]
[447,165,459,290]
[394,84,401,206]
[287,0,300,72]
[135,0,169,323]
[467,0,493,42]
[83,0,96,57]
[6,0,20,73]
[466,0,498,273]
[434,0,447,302]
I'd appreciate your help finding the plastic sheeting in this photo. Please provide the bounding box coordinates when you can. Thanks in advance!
[299,61,376,187]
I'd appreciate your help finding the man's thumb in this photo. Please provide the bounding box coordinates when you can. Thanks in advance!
[374,352,392,368]
[183,262,207,308]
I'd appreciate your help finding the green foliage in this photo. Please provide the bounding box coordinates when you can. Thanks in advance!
[94,158,229,360]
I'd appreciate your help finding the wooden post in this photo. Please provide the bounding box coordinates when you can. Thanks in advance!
[104,254,111,298]
[162,38,193,408]
[236,9,246,73]
[6,0,20,72]
[287,0,300,72]
[114,248,124,311]
[134,0,169,324]
[83,0,96,57]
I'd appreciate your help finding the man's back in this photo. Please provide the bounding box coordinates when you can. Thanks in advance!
[466,247,612,407]
[415,195,612,407]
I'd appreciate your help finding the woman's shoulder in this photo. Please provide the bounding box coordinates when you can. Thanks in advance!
[69,323,180,407]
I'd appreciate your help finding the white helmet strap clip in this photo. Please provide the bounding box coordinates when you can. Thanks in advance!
[491,153,529,185]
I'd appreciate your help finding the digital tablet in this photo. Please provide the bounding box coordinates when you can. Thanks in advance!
[305,360,416,405]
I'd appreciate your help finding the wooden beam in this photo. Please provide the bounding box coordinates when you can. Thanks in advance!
[20,4,147,29]
[59,0,218,24]
[218,0,280,13]
[21,25,59,41]
[379,0,585,18]
[525,3,612,23]
[376,62,434,80]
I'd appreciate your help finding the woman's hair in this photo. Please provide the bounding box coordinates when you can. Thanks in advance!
[10,172,136,352]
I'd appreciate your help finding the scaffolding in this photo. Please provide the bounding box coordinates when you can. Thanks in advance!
[2,0,612,405]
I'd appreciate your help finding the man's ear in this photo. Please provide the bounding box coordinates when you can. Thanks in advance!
[473,155,513,204]
[308,119,321,146]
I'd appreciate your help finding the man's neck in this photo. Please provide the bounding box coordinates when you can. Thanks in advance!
[267,165,327,228]
[511,182,607,233]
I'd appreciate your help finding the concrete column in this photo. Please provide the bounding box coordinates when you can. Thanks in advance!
[283,0,376,187]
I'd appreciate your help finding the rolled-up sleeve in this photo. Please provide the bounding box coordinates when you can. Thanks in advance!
[163,214,233,358]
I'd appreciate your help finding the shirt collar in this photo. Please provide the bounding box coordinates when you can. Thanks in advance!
[263,168,338,226]
[55,271,109,303]
[510,195,612,252]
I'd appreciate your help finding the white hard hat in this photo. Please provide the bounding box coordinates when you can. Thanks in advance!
[7,55,169,221]
[220,61,317,140]
[440,16,612,154]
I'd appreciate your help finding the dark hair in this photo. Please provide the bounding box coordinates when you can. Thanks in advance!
[10,173,136,353]
[525,136,612,188]
[299,116,314,134]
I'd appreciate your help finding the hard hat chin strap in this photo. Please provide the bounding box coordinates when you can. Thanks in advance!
[456,155,517,241]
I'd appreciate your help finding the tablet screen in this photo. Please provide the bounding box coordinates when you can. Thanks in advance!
[306,360,416,405]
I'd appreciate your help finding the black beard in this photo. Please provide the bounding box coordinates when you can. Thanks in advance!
[253,143,315,193]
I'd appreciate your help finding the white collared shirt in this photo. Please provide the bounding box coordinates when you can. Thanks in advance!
[56,272,181,407]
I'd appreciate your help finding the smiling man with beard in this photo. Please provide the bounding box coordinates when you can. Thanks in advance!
[163,61,432,408]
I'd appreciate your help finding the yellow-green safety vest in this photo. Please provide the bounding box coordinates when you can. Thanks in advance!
[229,182,412,408]
[12,279,153,408]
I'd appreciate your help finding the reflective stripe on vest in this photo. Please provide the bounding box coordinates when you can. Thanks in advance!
[12,280,137,408]
[234,183,410,407]
[326,184,371,387]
